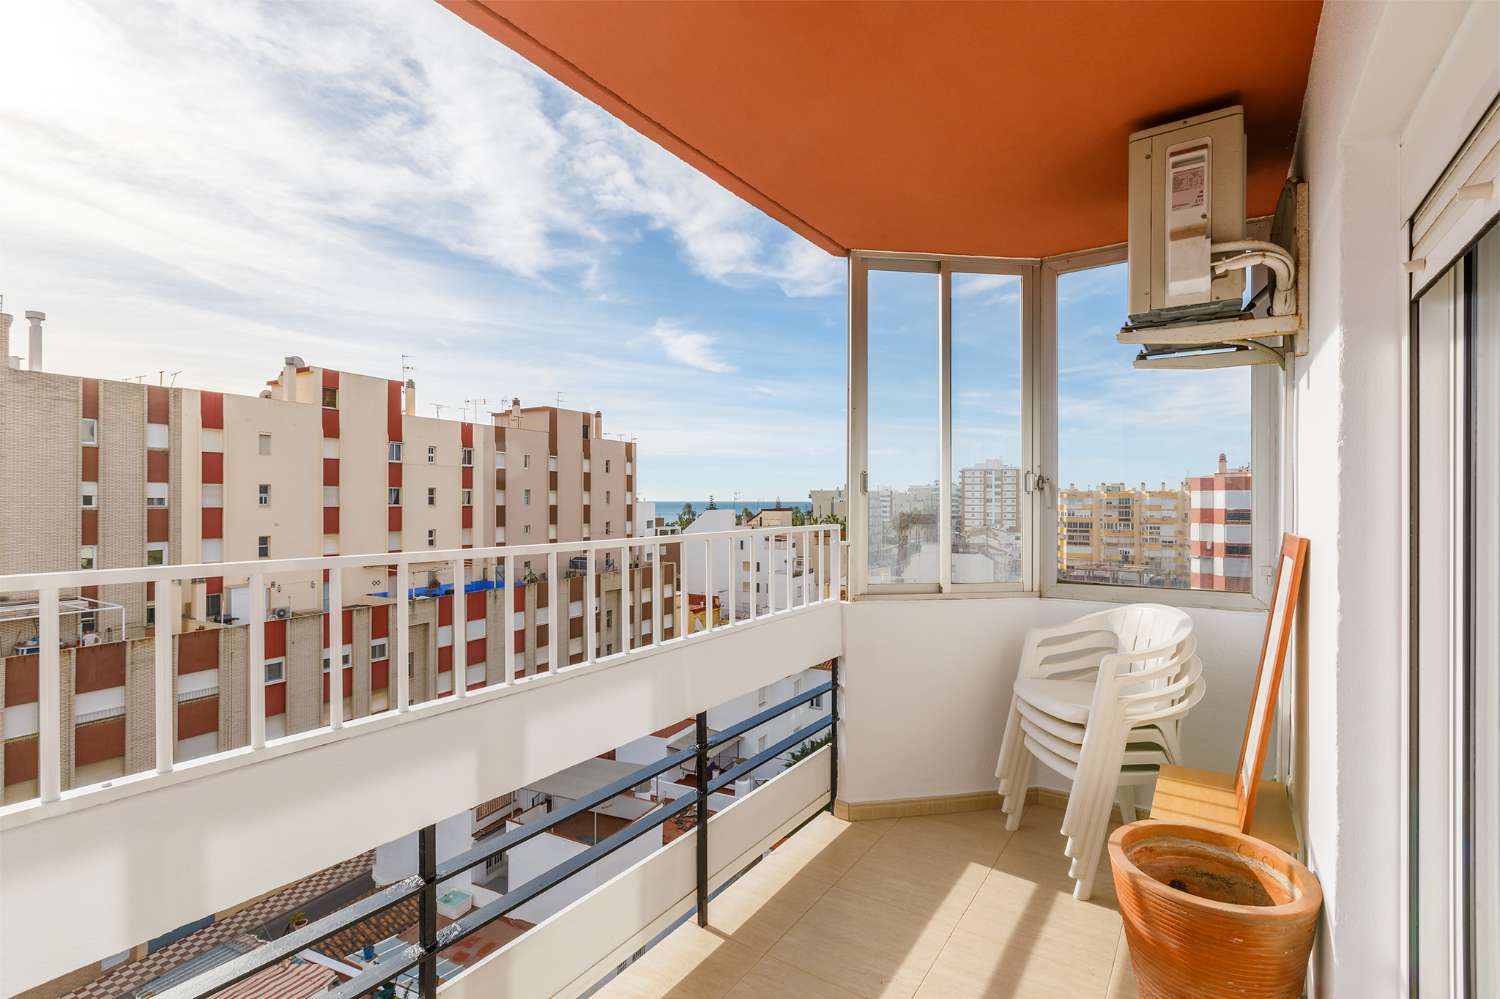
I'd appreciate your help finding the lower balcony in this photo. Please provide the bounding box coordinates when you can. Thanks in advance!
[593,804,1134,999]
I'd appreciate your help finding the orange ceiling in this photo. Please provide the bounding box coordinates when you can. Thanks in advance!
[446,1,1322,259]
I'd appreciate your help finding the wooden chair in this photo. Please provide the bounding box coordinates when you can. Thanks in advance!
[1147,533,1308,856]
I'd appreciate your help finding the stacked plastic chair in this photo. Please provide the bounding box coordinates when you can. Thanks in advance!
[995,605,1202,900]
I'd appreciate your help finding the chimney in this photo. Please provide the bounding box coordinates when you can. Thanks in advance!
[405,379,418,416]
[593,410,602,438]
[25,311,45,371]
[1217,452,1228,474]
[281,356,301,401]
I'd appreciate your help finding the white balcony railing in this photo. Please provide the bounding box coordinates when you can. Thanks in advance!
[0,525,842,812]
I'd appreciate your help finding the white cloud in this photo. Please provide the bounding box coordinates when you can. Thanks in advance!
[648,321,735,374]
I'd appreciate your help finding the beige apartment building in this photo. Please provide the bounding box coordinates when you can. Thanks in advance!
[1056,480,1191,587]
[0,310,677,802]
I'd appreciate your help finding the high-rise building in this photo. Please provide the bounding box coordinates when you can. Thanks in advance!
[809,487,846,521]
[1056,480,1190,587]
[958,459,1020,533]
[1188,453,1253,592]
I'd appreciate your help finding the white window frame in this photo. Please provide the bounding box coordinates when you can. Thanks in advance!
[263,657,285,684]
[146,542,167,566]
[257,535,270,558]
[80,482,98,508]
[80,545,97,570]
[259,433,273,456]
[462,447,473,467]
[427,445,436,464]
[847,245,1276,610]
[370,639,389,661]
[388,441,403,462]
[146,483,168,508]
[80,418,98,446]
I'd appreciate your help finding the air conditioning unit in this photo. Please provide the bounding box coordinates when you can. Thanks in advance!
[1126,106,1246,327]
[1120,105,1305,369]
[272,607,290,620]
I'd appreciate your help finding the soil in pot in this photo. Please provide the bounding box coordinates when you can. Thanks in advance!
[1127,835,1293,907]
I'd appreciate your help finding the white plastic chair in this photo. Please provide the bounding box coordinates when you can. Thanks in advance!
[996,604,1194,809]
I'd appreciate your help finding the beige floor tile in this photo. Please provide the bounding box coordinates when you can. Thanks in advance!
[593,923,762,999]
[706,856,835,955]
[879,809,1012,864]
[835,833,995,923]
[767,885,955,999]
[956,867,1122,956]
[912,926,1115,999]
[753,815,894,885]
[991,833,1119,908]
[723,957,865,999]
[1106,935,1140,999]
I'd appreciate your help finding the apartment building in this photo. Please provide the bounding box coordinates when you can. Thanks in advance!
[0,313,677,801]
[1055,479,1191,587]
[808,487,846,521]
[1188,453,1254,592]
[957,459,1020,534]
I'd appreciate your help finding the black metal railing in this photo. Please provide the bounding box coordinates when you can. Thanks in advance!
[159,661,839,999]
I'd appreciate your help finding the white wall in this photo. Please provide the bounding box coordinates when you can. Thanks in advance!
[839,596,1264,804]
[1287,3,1496,996]
[373,809,475,892]
[504,821,659,925]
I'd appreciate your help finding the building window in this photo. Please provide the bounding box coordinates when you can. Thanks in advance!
[387,531,400,550]
[388,441,403,462]
[205,593,223,621]
[80,482,98,508]
[388,488,401,506]
[523,488,531,505]
[258,433,272,455]
[370,639,388,661]
[322,386,338,408]
[80,418,98,445]
[605,490,611,503]
[523,524,532,536]
[264,657,285,684]
[258,483,271,506]
[522,453,530,469]
[605,459,611,473]
[427,487,436,506]
[201,428,223,453]
[80,546,97,570]
[146,543,167,566]
[202,539,222,563]
[605,521,611,535]
[426,528,436,547]
[461,489,472,506]
[461,447,473,466]
[323,486,339,506]
[145,602,156,627]
[257,535,270,558]
[427,445,436,464]
[321,645,352,671]
[145,422,169,449]
[146,483,168,508]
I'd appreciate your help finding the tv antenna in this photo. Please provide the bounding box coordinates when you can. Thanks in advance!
[465,398,488,424]
[432,403,447,419]
[401,354,416,382]
[554,391,564,407]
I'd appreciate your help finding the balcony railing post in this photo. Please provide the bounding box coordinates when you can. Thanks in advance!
[327,569,343,729]
[418,822,438,999]
[451,557,468,698]
[154,578,177,775]
[695,710,709,927]
[504,554,517,684]
[37,587,61,802]
[248,572,266,749]
[395,561,411,711]
[830,657,839,813]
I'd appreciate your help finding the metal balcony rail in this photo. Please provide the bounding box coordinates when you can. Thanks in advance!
[155,670,838,999]
[0,525,841,810]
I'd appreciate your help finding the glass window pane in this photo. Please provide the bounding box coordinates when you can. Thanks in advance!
[867,268,939,585]
[951,272,1024,584]
[1056,261,1251,591]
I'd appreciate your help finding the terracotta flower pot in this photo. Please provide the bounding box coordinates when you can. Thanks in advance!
[1108,820,1321,999]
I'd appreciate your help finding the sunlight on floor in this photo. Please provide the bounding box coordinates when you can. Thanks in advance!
[594,803,1138,999]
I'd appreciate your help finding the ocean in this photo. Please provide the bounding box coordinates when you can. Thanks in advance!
[647,499,813,520]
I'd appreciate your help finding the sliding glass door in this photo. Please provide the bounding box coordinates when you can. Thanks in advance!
[1411,221,1498,998]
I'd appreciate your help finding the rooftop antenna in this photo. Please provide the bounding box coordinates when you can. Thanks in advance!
[554,391,564,408]
[401,354,416,382]
[465,398,488,424]
[432,402,447,419]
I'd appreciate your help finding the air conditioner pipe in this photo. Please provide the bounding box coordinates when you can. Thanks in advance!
[1212,240,1296,317]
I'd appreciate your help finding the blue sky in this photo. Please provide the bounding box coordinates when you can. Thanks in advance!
[0,0,1245,499]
